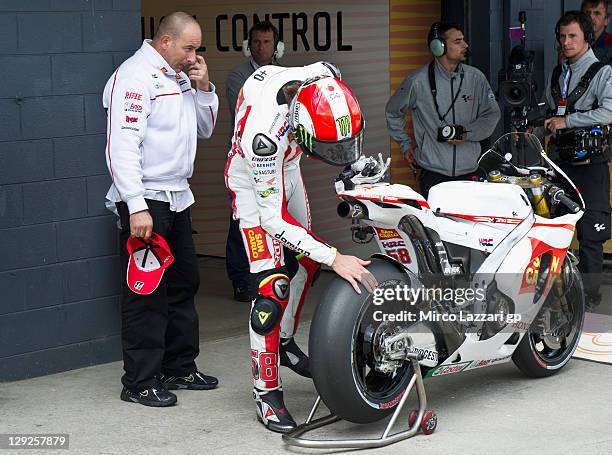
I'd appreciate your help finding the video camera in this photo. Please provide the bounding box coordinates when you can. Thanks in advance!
[498,12,540,129]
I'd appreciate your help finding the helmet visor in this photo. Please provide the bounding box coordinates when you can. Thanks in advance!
[299,127,364,166]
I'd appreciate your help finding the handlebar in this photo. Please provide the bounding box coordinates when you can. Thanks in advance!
[547,185,581,214]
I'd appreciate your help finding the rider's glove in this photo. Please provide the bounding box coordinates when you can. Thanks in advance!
[350,153,391,184]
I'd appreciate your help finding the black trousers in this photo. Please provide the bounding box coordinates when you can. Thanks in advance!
[225,211,251,287]
[117,200,200,390]
[560,162,612,297]
[419,169,478,199]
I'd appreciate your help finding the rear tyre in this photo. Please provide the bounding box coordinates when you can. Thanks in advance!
[309,258,418,424]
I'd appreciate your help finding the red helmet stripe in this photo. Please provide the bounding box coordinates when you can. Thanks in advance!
[297,83,338,141]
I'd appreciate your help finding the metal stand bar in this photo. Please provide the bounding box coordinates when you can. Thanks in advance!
[282,357,430,449]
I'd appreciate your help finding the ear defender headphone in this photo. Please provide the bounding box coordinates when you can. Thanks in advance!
[242,23,285,60]
[428,22,447,57]
[555,11,595,47]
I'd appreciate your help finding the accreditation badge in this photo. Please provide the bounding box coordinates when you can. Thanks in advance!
[556,99,567,116]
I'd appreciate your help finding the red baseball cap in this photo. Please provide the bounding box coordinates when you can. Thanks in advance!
[126,233,174,295]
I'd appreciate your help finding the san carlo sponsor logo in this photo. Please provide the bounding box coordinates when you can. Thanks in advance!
[243,227,271,261]
[374,227,402,241]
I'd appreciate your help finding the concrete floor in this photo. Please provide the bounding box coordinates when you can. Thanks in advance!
[1,257,611,455]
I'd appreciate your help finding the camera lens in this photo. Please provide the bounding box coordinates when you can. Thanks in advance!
[500,80,529,106]
[509,87,523,102]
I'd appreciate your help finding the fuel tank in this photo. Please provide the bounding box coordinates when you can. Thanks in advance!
[428,181,532,229]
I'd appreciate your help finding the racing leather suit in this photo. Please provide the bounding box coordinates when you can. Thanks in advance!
[225,63,337,391]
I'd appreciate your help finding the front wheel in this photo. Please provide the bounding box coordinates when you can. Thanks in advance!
[512,258,585,377]
[309,258,421,424]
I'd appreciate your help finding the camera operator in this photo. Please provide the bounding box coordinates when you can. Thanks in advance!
[543,10,612,308]
[385,21,500,198]
[582,0,612,65]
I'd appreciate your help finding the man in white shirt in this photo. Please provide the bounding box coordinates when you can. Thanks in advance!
[102,12,219,407]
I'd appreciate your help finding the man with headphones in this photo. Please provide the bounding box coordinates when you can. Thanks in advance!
[225,21,284,302]
[582,0,612,64]
[385,21,500,198]
[542,10,612,309]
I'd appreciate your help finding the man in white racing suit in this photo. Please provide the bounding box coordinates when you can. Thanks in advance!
[225,62,382,432]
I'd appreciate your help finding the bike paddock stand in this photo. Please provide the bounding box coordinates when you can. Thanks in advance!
[282,354,437,450]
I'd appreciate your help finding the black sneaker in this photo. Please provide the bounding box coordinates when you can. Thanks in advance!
[586,292,602,312]
[120,385,177,407]
[254,389,297,433]
[279,337,312,378]
[158,371,219,390]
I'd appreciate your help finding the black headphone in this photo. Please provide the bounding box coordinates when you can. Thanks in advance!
[428,22,446,57]
[555,11,595,46]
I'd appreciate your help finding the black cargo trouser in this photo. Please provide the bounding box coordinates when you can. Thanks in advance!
[225,210,251,287]
[116,199,200,390]
[560,161,611,298]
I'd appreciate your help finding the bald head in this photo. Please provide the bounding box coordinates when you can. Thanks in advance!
[153,12,200,42]
[151,12,202,73]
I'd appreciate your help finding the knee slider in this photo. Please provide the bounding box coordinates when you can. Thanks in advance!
[250,274,290,335]
[250,295,283,335]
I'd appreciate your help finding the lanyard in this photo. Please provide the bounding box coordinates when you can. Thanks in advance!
[561,63,572,99]
[427,61,465,124]
[557,62,572,115]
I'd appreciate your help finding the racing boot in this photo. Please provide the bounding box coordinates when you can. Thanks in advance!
[279,337,312,378]
[254,388,297,433]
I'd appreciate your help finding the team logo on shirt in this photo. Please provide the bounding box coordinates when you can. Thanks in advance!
[243,226,272,261]
[253,134,278,156]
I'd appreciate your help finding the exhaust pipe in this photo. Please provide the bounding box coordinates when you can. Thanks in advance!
[337,201,366,219]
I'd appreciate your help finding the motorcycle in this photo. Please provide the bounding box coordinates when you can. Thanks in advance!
[284,133,586,449]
